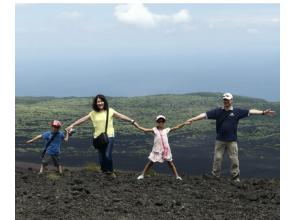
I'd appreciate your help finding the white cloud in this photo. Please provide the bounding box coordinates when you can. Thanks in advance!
[57,11,82,20]
[114,4,191,29]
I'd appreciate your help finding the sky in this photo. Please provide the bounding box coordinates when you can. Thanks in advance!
[15,3,280,101]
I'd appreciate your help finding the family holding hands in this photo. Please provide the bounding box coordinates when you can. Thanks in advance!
[26,93,275,182]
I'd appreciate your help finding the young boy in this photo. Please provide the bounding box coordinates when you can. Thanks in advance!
[26,120,69,174]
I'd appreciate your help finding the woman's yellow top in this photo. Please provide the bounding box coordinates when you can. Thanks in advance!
[88,108,117,138]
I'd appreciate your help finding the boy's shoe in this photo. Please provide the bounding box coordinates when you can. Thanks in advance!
[176,176,183,181]
[137,174,144,180]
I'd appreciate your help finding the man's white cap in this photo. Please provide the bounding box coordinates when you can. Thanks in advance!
[222,93,233,100]
[156,115,166,122]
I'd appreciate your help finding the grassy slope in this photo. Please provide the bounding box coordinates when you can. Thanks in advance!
[16,92,280,144]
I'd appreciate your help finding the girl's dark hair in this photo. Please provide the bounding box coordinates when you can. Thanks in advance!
[92,94,109,112]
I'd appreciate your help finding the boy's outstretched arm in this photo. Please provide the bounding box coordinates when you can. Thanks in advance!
[26,134,42,144]
[170,121,190,132]
[133,122,153,133]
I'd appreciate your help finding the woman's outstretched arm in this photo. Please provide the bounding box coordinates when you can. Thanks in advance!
[113,111,135,124]
[66,114,90,131]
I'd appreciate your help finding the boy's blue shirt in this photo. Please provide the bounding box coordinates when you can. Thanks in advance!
[42,131,65,155]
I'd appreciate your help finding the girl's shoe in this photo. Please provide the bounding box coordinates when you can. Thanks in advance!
[176,176,183,181]
[137,174,144,180]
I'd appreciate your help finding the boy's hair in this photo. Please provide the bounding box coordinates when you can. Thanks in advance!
[92,94,109,112]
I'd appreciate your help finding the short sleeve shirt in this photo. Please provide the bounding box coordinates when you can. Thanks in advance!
[89,108,117,138]
[206,107,249,141]
[42,131,65,155]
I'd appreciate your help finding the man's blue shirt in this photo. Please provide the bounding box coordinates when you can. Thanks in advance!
[206,107,249,141]
[42,131,65,155]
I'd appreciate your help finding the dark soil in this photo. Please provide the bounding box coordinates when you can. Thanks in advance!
[15,166,279,220]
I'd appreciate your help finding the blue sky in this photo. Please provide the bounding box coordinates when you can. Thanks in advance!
[15,4,280,101]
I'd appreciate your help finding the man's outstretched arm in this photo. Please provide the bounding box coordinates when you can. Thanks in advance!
[186,113,207,123]
[249,108,275,116]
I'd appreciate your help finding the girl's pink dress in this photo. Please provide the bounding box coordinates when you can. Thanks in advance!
[148,127,173,163]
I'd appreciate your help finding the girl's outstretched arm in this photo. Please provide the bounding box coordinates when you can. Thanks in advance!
[133,122,153,133]
[26,134,42,144]
[170,121,191,132]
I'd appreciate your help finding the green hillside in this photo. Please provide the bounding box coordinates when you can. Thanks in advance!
[16,92,280,147]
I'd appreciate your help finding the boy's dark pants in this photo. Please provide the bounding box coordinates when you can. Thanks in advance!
[42,154,60,167]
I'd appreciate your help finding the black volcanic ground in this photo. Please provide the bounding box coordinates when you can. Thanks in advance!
[16,165,279,220]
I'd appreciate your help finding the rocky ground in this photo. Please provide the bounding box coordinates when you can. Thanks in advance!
[16,166,280,220]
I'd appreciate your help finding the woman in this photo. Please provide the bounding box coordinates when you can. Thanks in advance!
[66,94,136,177]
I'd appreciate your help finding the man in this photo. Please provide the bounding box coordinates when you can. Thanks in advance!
[186,93,275,182]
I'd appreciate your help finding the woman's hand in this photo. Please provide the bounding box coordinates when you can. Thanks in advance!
[65,125,74,132]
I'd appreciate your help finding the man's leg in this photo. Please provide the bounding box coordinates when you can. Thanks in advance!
[212,140,226,177]
[227,141,240,180]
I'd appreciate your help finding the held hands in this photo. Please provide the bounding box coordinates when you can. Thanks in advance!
[185,120,193,125]
[65,125,73,133]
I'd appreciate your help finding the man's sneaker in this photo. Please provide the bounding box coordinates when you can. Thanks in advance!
[233,177,240,182]
[232,173,240,182]
[176,176,183,181]
[137,174,144,180]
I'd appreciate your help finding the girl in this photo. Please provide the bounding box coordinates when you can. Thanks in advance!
[134,115,190,180]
